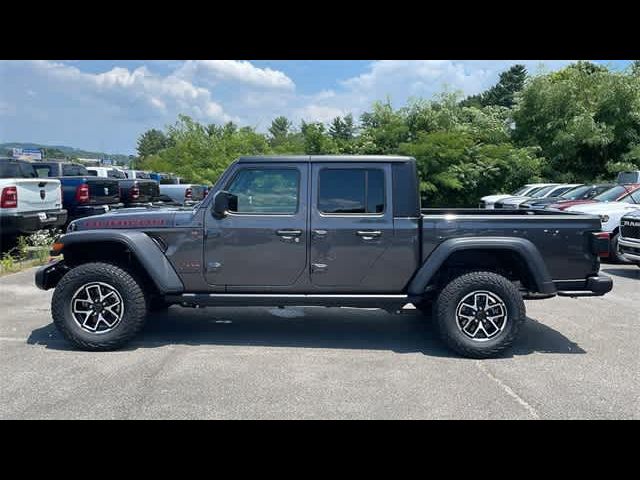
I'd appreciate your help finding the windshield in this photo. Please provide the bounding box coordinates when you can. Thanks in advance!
[619,189,640,204]
[559,185,589,199]
[530,185,556,198]
[593,185,628,202]
[160,175,179,185]
[135,171,151,179]
[616,172,639,184]
[548,185,577,197]
[512,186,530,196]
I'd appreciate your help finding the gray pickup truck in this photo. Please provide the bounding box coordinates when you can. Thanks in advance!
[35,156,613,358]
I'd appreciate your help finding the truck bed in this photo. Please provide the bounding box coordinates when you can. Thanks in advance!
[420,208,602,281]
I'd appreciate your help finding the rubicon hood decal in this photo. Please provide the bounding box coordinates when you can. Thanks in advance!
[75,210,178,230]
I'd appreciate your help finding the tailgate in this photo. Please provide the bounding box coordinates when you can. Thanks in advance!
[14,179,62,212]
[190,185,206,201]
[136,180,160,202]
[86,178,120,205]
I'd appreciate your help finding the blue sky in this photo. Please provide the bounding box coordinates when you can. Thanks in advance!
[0,60,632,155]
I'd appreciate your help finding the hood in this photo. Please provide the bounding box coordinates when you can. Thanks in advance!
[498,196,530,205]
[566,202,640,215]
[67,206,191,232]
[481,194,513,202]
[548,199,596,210]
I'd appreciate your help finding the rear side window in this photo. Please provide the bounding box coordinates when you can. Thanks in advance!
[226,168,299,214]
[318,168,385,214]
[107,169,126,179]
[62,164,89,176]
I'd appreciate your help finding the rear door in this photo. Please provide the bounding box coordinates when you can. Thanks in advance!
[309,162,393,288]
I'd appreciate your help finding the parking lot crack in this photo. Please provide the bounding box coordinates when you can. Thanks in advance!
[475,360,540,419]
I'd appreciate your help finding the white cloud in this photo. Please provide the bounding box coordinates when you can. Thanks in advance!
[175,60,295,90]
[0,59,582,153]
[25,60,232,123]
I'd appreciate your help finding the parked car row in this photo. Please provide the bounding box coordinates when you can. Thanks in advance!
[479,171,640,263]
[0,157,209,241]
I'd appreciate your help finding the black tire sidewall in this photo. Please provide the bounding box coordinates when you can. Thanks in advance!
[436,272,525,357]
[611,233,631,264]
[52,262,147,350]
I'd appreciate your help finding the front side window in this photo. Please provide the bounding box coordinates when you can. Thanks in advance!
[318,168,385,214]
[226,168,299,214]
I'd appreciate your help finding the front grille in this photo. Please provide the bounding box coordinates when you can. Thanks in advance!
[620,222,640,240]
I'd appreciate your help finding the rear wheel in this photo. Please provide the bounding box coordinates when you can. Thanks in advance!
[51,262,147,351]
[434,271,526,358]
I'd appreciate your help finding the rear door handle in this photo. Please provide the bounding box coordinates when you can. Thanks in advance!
[356,230,381,240]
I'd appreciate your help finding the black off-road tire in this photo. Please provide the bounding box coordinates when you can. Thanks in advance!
[610,232,631,264]
[434,271,526,359]
[51,262,147,351]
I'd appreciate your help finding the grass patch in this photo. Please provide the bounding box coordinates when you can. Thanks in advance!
[0,229,61,277]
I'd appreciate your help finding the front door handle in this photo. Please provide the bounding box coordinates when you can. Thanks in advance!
[276,229,302,242]
[356,230,382,240]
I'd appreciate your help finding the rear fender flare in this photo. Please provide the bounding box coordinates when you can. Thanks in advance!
[407,237,555,296]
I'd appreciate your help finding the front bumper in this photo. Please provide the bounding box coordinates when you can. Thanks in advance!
[1,209,68,235]
[618,238,640,263]
[554,275,613,297]
[35,259,70,290]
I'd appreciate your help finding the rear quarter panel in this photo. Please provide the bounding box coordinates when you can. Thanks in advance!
[421,212,602,280]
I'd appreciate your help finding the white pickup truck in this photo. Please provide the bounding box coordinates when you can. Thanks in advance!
[154,173,207,206]
[0,158,67,240]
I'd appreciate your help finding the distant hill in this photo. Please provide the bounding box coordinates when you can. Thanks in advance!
[0,142,133,165]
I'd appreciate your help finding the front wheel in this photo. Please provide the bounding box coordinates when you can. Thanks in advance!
[434,271,526,358]
[51,262,148,351]
[610,232,631,264]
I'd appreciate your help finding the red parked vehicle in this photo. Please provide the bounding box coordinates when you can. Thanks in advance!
[546,184,640,211]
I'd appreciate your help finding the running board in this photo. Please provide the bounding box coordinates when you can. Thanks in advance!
[165,293,413,309]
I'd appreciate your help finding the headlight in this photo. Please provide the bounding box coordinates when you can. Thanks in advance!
[600,215,610,223]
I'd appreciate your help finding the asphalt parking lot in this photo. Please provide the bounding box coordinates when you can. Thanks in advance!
[1,264,638,419]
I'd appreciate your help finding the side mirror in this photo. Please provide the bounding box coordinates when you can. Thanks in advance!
[212,190,237,218]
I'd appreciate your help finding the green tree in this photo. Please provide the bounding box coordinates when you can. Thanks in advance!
[461,64,527,108]
[300,121,336,154]
[136,129,168,158]
[268,116,291,141]
[513,61,640,180]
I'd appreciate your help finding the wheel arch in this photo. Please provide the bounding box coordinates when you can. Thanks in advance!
[54,231,183,294]
[407,237,556,296]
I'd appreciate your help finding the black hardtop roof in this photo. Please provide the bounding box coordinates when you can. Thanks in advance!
[237,155,415,164]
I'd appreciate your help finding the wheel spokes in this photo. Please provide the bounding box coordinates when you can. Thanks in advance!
[456,290,508,342]
[70,282,124,334]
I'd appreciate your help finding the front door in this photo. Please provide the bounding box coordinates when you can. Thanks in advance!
[204,163,308,287]
[309,162,393,288]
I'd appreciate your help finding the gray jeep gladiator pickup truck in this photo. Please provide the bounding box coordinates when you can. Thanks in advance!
[35,156,613,358]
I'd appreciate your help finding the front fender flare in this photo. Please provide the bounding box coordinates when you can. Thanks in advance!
[54,230,184,293]
[407,237,556,296]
